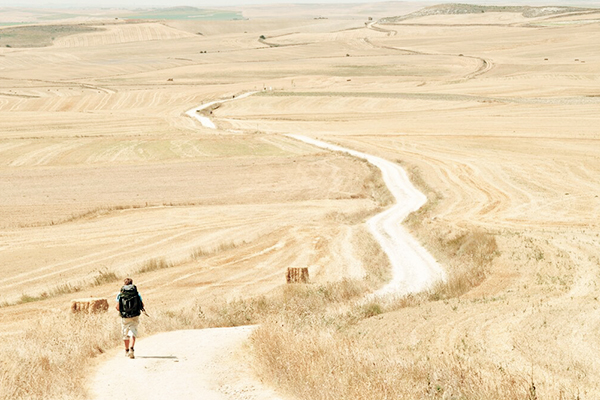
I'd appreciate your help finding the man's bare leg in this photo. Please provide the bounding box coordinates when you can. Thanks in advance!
[128,336,136,359]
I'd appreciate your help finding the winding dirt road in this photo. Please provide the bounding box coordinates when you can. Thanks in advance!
[188,93,446,296]
[92,94,444,399]
[286,134,446,298]
[186,92,257,129]
[365,22,494,81]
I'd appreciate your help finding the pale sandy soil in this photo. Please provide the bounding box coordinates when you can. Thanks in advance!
[1,5,600,398]
[91,327,286,400]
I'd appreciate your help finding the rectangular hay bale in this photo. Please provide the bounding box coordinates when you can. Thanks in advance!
[286,267,309,284]
[70,297,109,314]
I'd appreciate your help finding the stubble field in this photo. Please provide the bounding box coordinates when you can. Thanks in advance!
[1,3,600,399]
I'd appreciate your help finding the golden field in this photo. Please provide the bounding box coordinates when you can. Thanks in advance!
[1,3,600,399]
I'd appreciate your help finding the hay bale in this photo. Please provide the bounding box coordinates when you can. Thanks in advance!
[70,298,109,314]
[286,267,309,284]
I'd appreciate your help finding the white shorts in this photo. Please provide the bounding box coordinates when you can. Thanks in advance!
[121,316,140,340]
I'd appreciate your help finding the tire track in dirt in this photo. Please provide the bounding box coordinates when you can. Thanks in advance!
[367,22,398,36]
[365,21,495,81]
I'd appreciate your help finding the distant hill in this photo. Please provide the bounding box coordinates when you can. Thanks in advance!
[123,7,244,21]
[380,3,597,23]
[0,6,244,25]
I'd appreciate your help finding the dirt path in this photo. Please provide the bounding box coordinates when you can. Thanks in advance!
[91,94,445,399]
[91,327,285,400]
[186,91,257,129]
[286,135,447,298]
[187,92,447,296]
[364,22,495,82]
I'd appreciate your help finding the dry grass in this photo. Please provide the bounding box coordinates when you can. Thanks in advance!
[351,225,392,285]
[0,275,370,399]
[243,230,526,399]
[0,290,275,399]
[248,253,534,400]
[324,155,393,224]
[401,161,443,225]
[361,158,395,208]
[0,263,524,400]
[137,240,248,275]
[91,269,119,287]
[137,257,174,274]
[252,322,530,400]
[2,269,119,308]
[15,283,82,306]
[148,279,370,333]
[401,161,499,299]
[0,313,120,400]
[20,203,194,229]
[1,238,250,309]
[428,229,499,300]
[191,240,247,260]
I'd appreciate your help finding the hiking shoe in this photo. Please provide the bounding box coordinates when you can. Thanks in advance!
[129,349,135,359]
[125,349,129,357]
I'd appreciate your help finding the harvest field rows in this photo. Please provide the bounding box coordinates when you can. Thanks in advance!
[1,3,600,399]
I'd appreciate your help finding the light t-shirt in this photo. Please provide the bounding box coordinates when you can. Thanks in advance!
[116,285,142,302]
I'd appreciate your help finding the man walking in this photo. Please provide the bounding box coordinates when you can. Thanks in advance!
[115,278,144,359]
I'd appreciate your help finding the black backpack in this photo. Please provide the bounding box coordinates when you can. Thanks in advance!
[119,285,142,318]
